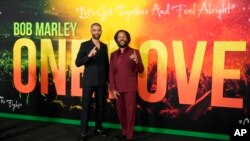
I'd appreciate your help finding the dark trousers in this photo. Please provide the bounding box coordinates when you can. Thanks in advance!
[116,92,136,139]
[80,86,106,134]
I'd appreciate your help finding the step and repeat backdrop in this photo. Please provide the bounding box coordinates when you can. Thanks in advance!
[0,0,249,135]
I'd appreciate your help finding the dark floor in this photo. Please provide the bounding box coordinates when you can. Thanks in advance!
[0,117,224,141]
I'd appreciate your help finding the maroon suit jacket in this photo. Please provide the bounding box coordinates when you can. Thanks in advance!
[109,47,144,93]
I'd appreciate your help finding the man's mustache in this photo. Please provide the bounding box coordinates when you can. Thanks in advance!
[119,40,126,43]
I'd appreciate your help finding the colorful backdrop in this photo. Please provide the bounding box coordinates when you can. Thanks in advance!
[0,0,250,140]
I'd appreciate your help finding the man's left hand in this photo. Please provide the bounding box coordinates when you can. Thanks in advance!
[130,50,138,64]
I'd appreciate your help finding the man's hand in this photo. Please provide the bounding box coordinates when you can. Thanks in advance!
[112,90,120,100]
[130,50,138,63]
[88,46,98,58]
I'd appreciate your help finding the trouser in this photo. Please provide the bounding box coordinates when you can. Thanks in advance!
[80,86,106,134]
[116,92,136,139]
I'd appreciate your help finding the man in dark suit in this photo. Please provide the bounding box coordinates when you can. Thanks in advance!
[109,30,144,141]
[75,23,109,141]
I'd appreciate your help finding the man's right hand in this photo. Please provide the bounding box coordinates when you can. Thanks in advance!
[112,90,120,100]
[88,46,98,58]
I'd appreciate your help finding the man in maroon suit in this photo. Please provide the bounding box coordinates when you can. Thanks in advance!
[109,30,144,141]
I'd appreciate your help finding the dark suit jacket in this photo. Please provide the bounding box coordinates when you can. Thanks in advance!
[109,47,144,93]
[75,39,109,87]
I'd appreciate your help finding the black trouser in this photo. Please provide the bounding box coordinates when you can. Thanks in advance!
[80,86,106,134]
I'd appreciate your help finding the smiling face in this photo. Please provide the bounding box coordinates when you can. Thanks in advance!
[114,30,131,48]
[116,32,129,48]
[91,24,102,40]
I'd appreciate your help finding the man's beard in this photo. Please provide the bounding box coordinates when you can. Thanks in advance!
[117,40,128,48]
[92,34,101,39]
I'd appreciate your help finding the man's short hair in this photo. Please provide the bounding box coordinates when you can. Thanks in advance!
[91,23,102,29]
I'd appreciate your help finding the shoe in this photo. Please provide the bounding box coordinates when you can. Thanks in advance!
[80,133,87,141]
[113,134,126,140]
[95,129,108,137]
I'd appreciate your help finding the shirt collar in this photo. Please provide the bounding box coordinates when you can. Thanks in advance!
[118,46,130,54]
